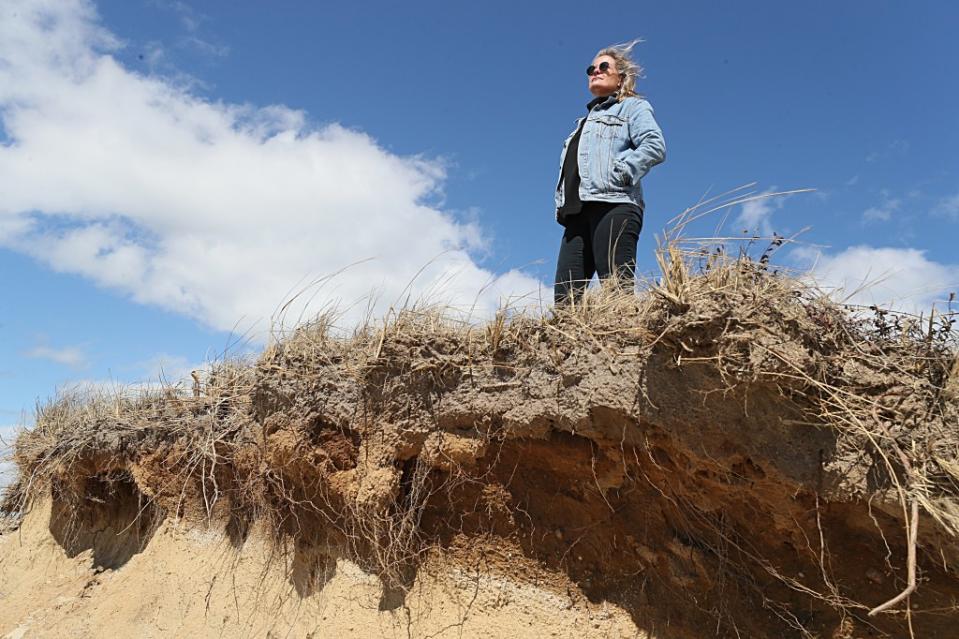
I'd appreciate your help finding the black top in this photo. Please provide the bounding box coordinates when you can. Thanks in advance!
[557,95,609,224]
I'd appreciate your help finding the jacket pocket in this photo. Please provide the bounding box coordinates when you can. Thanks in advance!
[592,114,627,140]
[612,159,632,187]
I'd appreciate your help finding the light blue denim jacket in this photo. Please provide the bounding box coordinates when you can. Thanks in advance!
[555,94,666,212]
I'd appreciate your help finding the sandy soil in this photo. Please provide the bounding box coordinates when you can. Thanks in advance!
[0,499,645,639]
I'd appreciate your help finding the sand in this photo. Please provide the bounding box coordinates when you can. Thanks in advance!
[1,499,644,638]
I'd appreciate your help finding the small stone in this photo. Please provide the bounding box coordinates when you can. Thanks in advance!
[866,568,883,584]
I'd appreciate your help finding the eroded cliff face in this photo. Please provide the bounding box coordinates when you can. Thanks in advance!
[2,495,652,639]
[4,265,958,638]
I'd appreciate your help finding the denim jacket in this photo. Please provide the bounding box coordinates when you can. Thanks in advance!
[555,95,666,212]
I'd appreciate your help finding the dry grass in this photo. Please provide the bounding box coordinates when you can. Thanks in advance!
[2,192,957,634]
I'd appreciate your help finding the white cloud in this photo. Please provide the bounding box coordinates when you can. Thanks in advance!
[58,355,249,404]
[734,189,786,236]
[158,0,202,32]
[0,424,19,449]
[126,352,220,388]
[24,343,88,369]
[890,139,909,153]
[933,192,959,221]
[793,245,959,313]
[58,378,169,396]
[151,0,229,58]
[0,0,543,339]
[135,353,197,382]
[181,35,229,58]
[862,197,900,223]
[0,424,22,491]
[866,139,909,163]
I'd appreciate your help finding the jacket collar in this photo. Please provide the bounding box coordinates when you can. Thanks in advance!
[586,93,618,112]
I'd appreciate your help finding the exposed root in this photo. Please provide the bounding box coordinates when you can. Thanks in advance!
[869,499,919,617]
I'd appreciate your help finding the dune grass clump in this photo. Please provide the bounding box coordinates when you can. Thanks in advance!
[3,189,957,636]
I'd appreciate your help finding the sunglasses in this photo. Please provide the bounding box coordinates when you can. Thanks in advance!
[586,61,615,76]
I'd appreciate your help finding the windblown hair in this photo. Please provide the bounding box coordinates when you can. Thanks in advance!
[597,39,645,101]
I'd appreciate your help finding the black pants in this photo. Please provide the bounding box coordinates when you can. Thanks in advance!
[554,202,643,305]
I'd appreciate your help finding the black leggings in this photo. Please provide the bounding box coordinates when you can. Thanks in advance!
[554,202,643,305]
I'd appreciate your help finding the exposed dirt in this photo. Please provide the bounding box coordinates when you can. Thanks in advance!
[3,264,958,638]
[3,496,650,638]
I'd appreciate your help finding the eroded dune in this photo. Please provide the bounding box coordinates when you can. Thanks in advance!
[3,255,958,638]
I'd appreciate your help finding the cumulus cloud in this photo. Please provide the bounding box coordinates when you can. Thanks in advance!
[0,0,542,338]
[25,343,89,369]
[793,245,959,313]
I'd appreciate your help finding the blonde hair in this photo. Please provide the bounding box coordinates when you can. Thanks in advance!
[596,39,645,101]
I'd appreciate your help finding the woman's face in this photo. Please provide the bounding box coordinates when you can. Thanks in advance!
[587,54,620,97]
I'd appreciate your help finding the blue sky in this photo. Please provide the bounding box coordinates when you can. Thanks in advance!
[1,0,958,469]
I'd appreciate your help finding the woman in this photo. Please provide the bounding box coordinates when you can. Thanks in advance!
[554,41,666,305]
